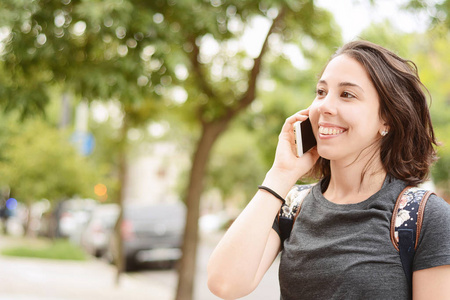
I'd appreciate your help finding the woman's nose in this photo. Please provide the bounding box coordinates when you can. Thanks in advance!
[317,93,338,115]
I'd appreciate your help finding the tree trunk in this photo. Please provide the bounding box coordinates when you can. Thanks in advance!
[175,120,229,300]
[115,116,128,284]
[175,11,286,299]
[24,204,32,237]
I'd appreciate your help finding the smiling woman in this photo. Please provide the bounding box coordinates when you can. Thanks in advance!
[309,41,438,189]
[207,40,450,300]
[309,54,385,172]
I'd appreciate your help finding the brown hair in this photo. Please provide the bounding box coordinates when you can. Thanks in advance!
[310,40,438,186]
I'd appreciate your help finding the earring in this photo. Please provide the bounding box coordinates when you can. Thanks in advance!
[381,130,388,136]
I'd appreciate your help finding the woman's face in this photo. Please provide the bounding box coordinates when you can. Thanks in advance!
[309,54,385,164]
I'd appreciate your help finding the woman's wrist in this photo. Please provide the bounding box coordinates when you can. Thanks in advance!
[261,168,298,198]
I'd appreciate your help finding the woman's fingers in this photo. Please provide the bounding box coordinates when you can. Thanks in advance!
[283,110,310,128]
[270,108,319,181]
[279,111,310,145]
[274,110,315,163]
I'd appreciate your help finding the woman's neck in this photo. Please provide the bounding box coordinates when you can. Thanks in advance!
[323,154,387,205]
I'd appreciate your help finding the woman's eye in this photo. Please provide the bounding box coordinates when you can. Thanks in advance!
[341,91,355,98]
[316,89,326,96]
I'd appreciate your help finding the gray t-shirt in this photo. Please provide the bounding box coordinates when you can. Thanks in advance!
[273,176,450,300]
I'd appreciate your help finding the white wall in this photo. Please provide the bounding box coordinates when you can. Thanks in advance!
[124,142,189,204]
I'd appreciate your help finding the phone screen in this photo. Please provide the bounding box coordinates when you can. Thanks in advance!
[294,118,317,157]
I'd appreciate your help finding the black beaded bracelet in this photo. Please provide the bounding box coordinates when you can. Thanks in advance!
[258,185,286,205]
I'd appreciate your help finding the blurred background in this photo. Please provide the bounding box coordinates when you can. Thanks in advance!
[0,0,449,299]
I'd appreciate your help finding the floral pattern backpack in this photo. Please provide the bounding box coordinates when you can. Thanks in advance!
[278,184,435,289]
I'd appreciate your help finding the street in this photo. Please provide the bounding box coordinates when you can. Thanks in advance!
[0,234,280,300]
[130,235,281,300]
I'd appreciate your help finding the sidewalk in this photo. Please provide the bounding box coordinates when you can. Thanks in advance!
[0,236,173,300]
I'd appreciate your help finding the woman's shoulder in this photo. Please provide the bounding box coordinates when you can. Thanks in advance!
[424,193,450,219]
[418,192,450,245]
[415,193,450,270]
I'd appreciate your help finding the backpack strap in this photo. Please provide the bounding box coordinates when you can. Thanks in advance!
[278,184,314,243]
[390,186,435,288]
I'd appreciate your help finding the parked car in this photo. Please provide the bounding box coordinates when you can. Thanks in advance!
[80,203,120,257]
[107,202,186,271]
[54,198,97,243]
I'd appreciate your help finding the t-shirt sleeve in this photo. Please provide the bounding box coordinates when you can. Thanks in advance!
[413,194,450,271]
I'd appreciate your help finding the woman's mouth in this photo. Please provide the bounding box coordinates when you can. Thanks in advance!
[318,126,346,136]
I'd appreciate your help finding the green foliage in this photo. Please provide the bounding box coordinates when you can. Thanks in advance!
[207,121,266,205]
[358,21,416,57]
[0,0,343,207]
[150,0,342,124]
[405,0,450,29]
[1,238,87,261]
[140,0,341,207]
[0,0,168,116]
[417,33,450,194]
[0,115,99,204]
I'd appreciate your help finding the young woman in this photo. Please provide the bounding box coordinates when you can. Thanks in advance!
[207,40,450,299]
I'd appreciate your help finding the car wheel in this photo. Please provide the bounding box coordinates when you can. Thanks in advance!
[124,256,137,272]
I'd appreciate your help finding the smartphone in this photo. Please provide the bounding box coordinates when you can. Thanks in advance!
[293,118,317,157]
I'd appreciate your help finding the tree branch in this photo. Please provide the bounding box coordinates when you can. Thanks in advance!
[187,35,218,100]
[227,8,286,118]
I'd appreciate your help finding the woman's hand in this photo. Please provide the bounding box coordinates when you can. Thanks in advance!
[266,109,319,189]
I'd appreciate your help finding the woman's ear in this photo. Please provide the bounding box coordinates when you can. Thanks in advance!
[380,123,390,137]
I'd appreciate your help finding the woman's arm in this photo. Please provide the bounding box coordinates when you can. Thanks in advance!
[412,194,450,300]
[206,181,284,299]
[413,265,450,300]
[207,111,319,299]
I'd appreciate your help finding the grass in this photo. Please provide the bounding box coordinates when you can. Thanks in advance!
[1,238,87,261]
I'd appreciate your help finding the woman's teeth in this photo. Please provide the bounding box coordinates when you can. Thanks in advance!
[319,126,345,135]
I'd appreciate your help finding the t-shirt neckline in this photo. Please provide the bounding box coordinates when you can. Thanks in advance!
[312,174,394,210]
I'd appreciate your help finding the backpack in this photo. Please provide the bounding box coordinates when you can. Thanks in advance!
[277,184,435,288]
